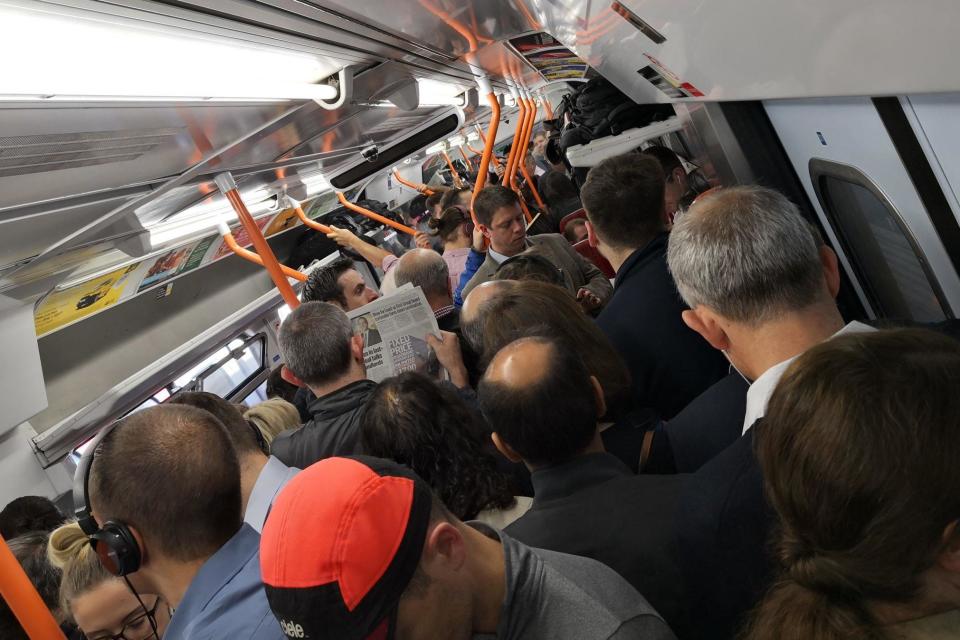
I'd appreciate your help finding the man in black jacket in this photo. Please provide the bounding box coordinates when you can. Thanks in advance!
[581,154,728,420]
[271,301,377,468]
[479,335,687,632]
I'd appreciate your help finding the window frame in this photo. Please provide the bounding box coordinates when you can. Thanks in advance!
[809,157,953,320]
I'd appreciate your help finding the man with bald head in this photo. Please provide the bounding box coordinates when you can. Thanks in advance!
[478,336,688,630]
[394,248,460,332]
[84,404,284,639]
[457,280,520,385]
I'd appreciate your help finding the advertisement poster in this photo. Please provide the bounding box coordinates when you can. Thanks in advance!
[137,246,193,292]
[264,207,300,236]
[181,235,218,273]
[34,263,142,336]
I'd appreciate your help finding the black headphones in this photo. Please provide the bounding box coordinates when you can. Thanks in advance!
[73,421,143,577]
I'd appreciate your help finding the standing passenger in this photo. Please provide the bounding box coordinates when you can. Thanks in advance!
[393,248,461,332]
[260,456,677,640]
[665,186,872,638]
[271,302,376,467]
[480,336,687,629]
[301,256,379,311]
[360,372,530,527]
[81,404,283,639]
[459,185,612,312]
[49,522,172,640]
[745,330,960,640]
[168,392,298,533]
[580,154,728,420]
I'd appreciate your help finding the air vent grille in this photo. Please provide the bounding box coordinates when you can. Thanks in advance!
[0,127,182,178]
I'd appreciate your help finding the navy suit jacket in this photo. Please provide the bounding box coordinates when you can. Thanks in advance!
[675,428,775,640]
[597,234,728,420]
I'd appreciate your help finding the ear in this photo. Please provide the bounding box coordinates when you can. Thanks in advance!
[350,334,365,362]
[682,307,730,352]
[422,521,466,573]
[491,432,523,463]
[589,375,607,419]
[584,219,599,248]
[936,520,960,574]
[820,245,841,298]
[280,365,306,388]
[478,223,492,240]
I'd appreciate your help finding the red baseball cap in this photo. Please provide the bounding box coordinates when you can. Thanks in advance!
[260,456,433,640]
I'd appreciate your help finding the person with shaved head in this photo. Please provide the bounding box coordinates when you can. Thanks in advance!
[478,336,687,630]
[84,404,284,639]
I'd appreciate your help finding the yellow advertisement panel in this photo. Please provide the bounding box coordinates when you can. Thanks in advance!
[34,263,142,336]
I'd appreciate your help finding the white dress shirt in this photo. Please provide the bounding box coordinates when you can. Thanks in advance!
[741,321,875,434]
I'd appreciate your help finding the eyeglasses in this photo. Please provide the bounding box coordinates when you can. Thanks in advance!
[83,597,164,640]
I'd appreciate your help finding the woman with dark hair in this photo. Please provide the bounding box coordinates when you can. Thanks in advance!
[427,205,475,292]
[360,372,531,526]
[744,329,960,640]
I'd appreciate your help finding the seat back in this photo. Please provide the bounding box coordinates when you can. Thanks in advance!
[559,208,587,234]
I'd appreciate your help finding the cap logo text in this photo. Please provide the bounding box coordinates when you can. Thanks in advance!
[280,620,306,638]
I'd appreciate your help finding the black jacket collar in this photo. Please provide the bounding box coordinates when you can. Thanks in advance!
[530,452,632,503]
[614,232,670,287]
[308,379,378,421]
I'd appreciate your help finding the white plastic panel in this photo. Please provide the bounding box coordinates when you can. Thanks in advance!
[532,0,960,103]
[0,298,48,435]
[765,98,960,318]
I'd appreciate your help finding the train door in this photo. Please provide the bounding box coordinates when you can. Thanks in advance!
[765,97,960,322]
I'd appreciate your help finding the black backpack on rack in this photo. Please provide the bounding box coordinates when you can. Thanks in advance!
[560,77,675,150]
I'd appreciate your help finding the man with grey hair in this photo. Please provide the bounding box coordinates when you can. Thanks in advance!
[270,301,375,468]
[394,248,460,332]
[580,153,727,420]
[665,185,871,639]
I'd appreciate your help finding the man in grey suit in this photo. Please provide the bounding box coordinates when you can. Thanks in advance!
[460,186,613,312]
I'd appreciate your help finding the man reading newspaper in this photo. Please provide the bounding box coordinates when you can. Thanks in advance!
[347,286,467,387]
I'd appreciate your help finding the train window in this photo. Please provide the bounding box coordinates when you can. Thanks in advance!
[810,159,951,322]
[187,334,267,399]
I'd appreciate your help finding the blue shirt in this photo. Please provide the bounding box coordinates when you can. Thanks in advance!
[244,457,299,534]
[164,525,284,640]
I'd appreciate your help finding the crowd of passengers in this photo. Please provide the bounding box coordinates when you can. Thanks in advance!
[3,143,960,640]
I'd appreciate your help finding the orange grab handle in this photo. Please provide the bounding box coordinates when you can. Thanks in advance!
[471,92,502,219]
[221,230,307,283]
[294,205,332,234]
[392,169,435,196]
[504,95,527,189]
[0,536,67,640]
[336,192,417,236]
[508,95,531,195]
[518,99,547,211]
[441,150,464,188]
[475,123,502,170]
[459,146,474,169]
[224,188,301,309]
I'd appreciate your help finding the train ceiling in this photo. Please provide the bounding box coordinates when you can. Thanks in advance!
[2,0,959,307]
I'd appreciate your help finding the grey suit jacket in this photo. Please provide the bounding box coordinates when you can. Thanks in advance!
[460,233,614,304]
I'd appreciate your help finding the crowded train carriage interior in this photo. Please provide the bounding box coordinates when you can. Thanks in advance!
[3,1,960,639]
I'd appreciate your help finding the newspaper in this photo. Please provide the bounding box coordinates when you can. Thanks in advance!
[346,286,442,383]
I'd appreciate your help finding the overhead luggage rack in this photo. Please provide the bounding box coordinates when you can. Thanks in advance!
[565,117,684,168]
